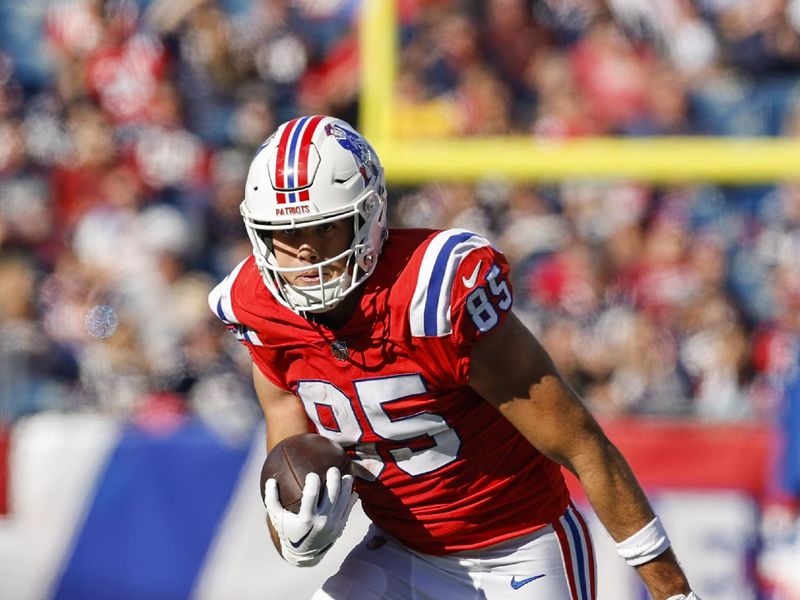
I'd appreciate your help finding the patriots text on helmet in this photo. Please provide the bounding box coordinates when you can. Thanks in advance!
[275,205,312,217]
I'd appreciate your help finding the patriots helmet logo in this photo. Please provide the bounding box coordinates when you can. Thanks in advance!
[325,123,378,185]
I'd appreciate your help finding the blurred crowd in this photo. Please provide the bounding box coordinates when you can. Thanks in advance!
[0,0,799,493]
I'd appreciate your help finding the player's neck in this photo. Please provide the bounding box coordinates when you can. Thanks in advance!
[306,286,364,331]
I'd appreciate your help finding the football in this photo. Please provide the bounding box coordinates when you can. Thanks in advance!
[259,433,353,513]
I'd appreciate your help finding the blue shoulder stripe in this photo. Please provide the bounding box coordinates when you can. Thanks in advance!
[410,230,490,337]
[208,258,249,325]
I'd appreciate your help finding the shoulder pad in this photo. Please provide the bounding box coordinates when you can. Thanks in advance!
[208,258,266,346]
[208,257,249,325]
[409,229,491,337]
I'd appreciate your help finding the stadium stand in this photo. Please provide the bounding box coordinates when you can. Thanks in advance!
[0,0,799,597]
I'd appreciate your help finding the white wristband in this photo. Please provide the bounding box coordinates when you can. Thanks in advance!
[615,516,672,566]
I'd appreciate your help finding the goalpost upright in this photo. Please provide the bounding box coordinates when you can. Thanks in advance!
[359,0,800,185]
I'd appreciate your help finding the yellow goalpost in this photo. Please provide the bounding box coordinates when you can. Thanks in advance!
[358,0,800,184]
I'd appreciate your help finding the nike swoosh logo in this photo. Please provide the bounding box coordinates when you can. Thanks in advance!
[510,574,545,589]
[461,260,482,288]
[288,527,313,548]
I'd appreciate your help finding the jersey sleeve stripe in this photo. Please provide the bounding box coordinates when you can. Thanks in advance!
[423,231,474,335]
[214,297,227,323]
[410,230,490,337]
[208,258,249,325]
[242,328,263,346]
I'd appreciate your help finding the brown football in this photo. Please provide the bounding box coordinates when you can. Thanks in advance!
[259,433,353,513]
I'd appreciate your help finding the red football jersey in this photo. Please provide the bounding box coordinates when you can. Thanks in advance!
[209,228,569,554]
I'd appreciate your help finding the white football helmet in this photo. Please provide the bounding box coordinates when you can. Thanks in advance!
[241,116,388,313]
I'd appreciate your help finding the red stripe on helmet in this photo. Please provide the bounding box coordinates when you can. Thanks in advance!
[274,118,301,205]
[296,115,324,197]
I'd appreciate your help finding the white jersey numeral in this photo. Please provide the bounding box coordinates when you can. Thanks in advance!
[295,374,460,480]
[296,380,363,446]
[465,263,512,332]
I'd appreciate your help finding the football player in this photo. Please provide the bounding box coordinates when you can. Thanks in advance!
[209,115,700,599]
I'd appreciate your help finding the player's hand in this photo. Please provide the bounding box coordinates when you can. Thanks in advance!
[264,466,358,567]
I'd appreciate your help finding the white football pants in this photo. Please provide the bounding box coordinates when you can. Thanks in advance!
[312,504,596,600]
